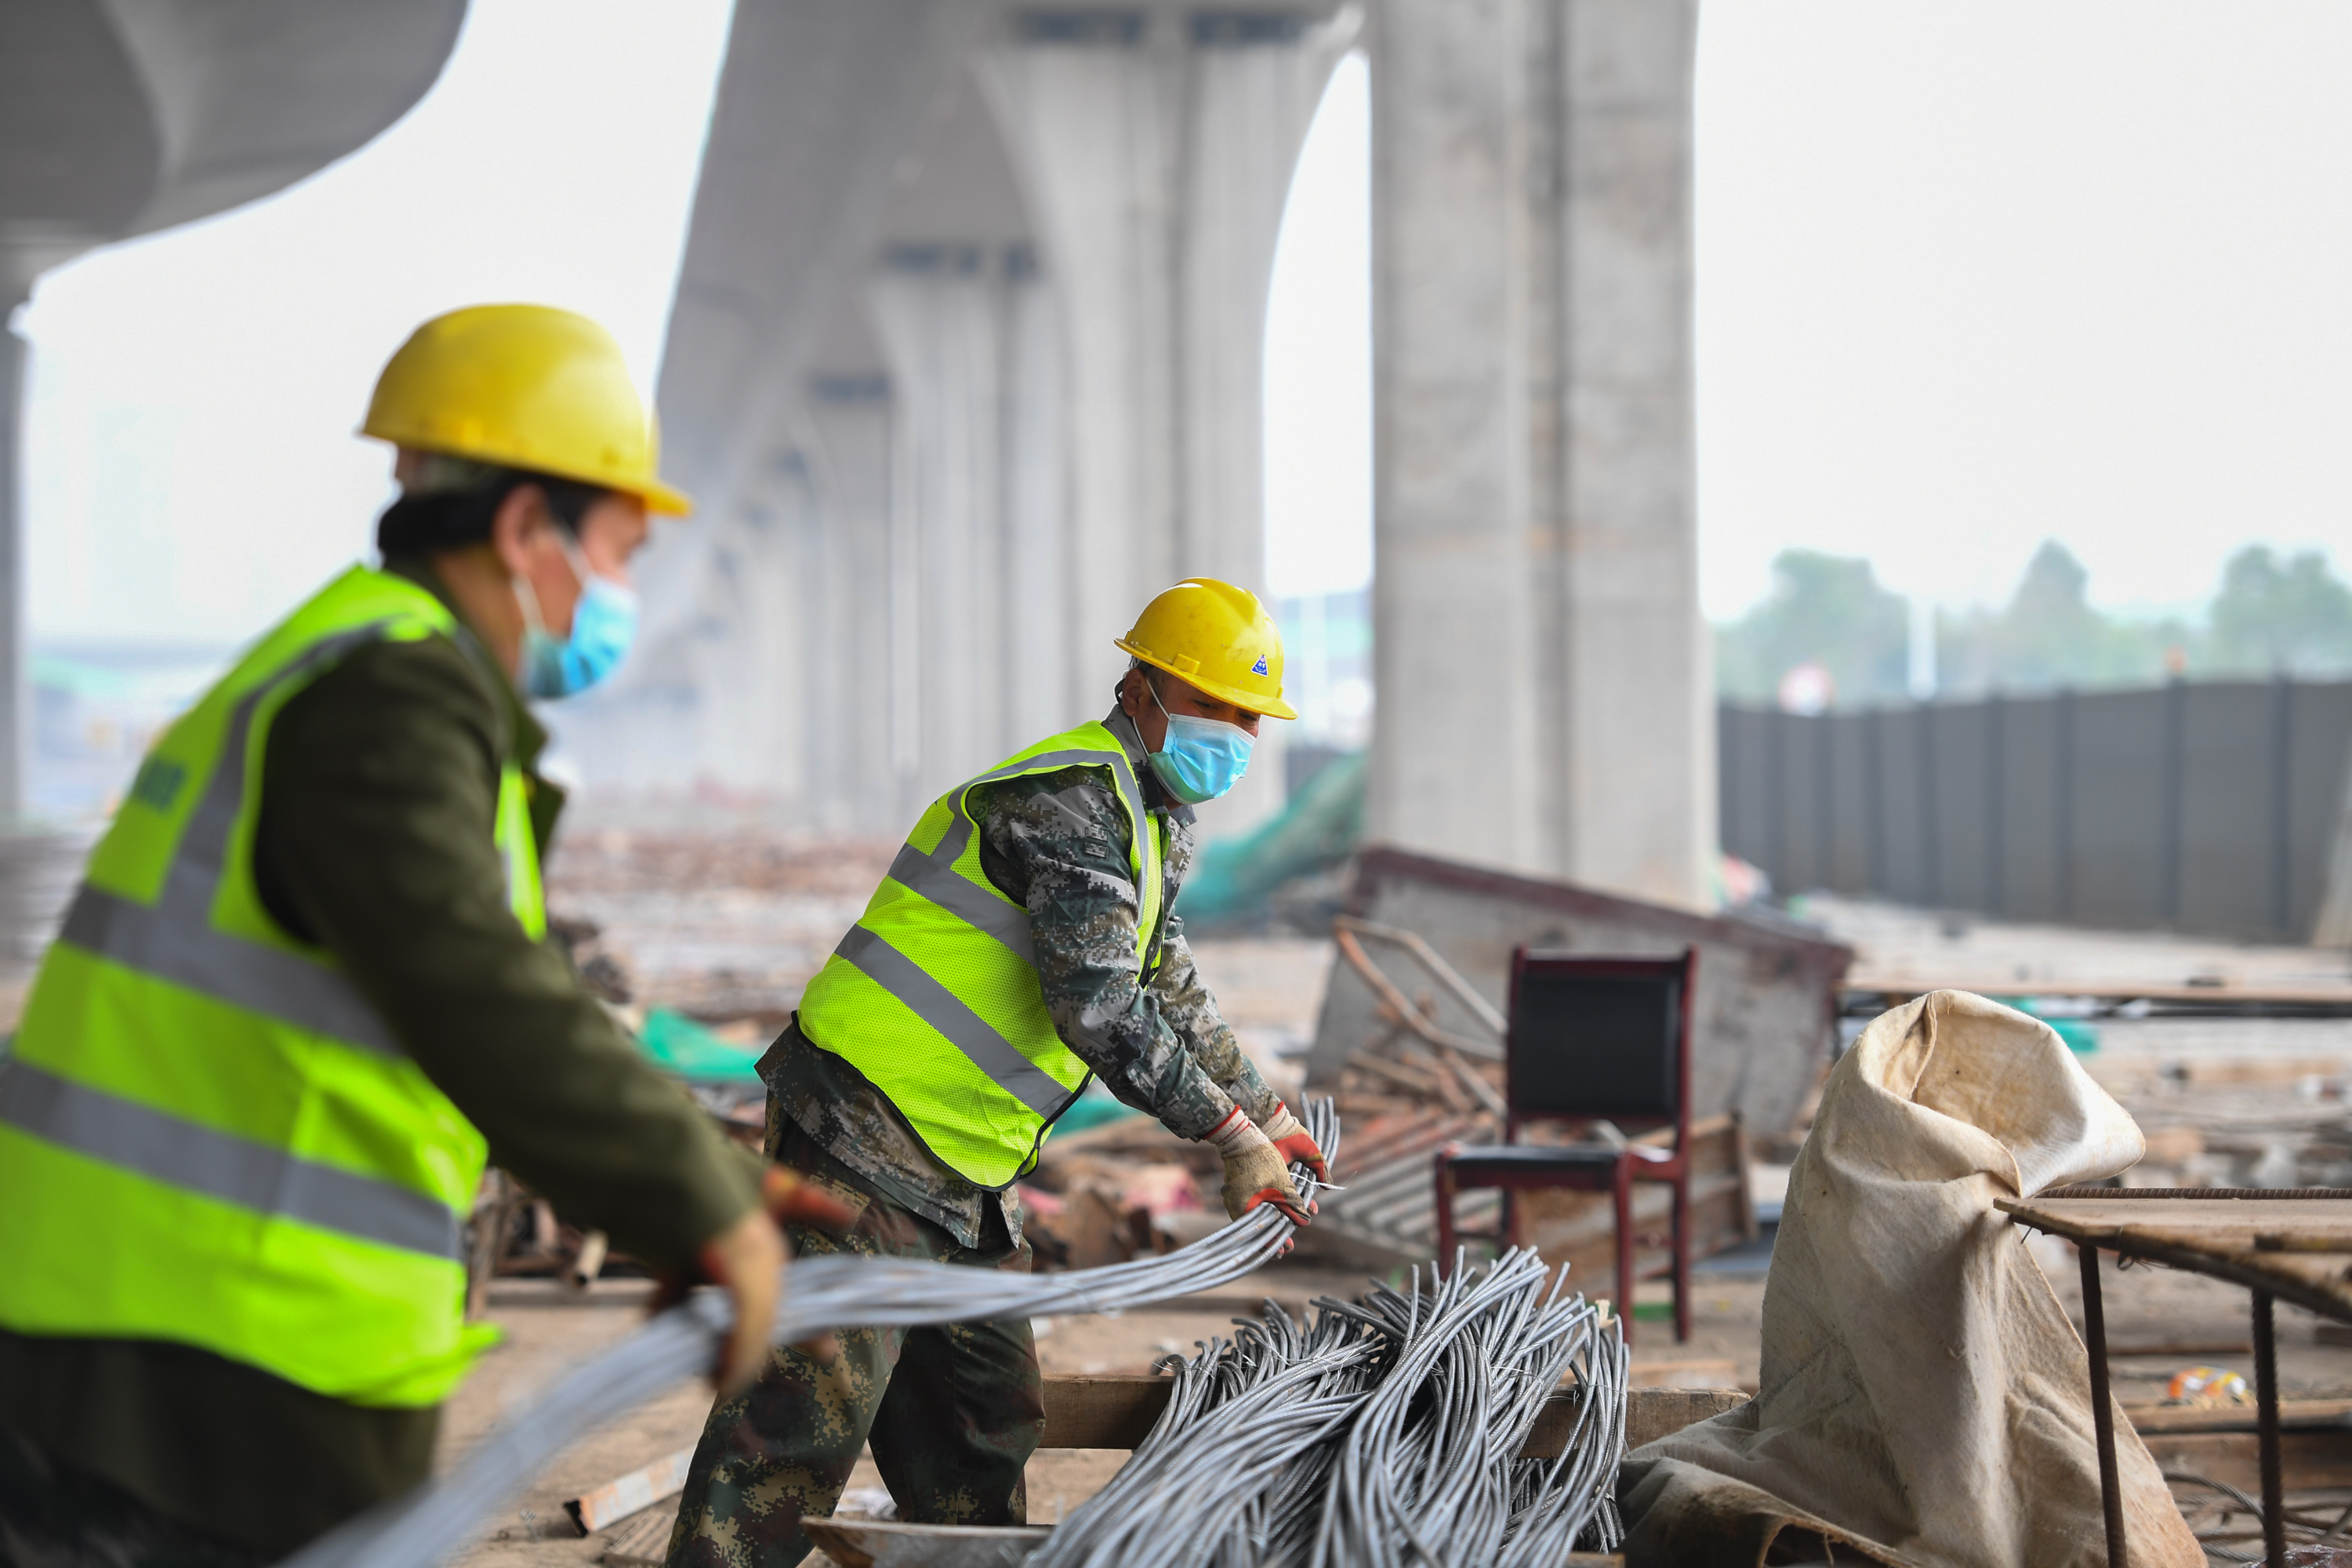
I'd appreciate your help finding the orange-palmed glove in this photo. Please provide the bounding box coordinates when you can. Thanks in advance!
[1205,1108,1312,1225]
[1261,1103,1328,1184]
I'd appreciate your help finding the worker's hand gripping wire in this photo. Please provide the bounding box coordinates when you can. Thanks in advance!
[655,1166,858,1396]
[1205,1107,1315,1225]
[1261,1101,1329,1184]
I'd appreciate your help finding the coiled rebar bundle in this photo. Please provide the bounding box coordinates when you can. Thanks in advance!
[1029,1245,1628,1568]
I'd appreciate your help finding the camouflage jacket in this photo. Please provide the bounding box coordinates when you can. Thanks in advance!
[761,709,1281,1247]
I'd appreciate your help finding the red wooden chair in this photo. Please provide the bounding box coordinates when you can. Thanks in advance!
[1431,946,1697,1345]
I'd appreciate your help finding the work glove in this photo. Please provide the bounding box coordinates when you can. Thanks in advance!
[1205,1107,1313,1226]
[1261,1103,1328,1184]
[662,1166,858,1397]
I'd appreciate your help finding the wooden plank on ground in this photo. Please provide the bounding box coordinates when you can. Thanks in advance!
[1624,1387,1747,1450]
[1039,1375,1171,1450]
[2141,1430,2352,1494]
[1524,1385,1746,1457]
[599,1509,673,1567]
[1629,1358,1740,1389]
[2125,1397,2352,1434]
[801,1519,1049,1568]
[565,1444,695,1534]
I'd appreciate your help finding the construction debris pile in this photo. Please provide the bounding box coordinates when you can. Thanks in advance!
[1020,1127,1219,1268]
[544,824,893,1020]
[1301,917,1516,1265]
[1327,916,1509,1127]
[2096,1067,2352,1193]
[1036,1248,1628,1568]
[1296,849,1857,1284]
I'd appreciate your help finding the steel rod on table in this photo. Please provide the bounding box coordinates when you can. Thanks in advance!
[2079,1242,2125,1568]
[2254,1289,2285,1568]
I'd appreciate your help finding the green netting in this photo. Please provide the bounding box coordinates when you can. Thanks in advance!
[636,1007,766,1084]
[1178,751,1365,922]
[1054,1078,1142,1135]
[1994,996,2101,1054]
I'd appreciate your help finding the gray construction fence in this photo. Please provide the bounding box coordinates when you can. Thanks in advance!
[1718,681,2352,942]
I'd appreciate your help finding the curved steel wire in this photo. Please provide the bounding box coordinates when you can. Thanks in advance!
[2165,1469,2352,1565]
[284,1102,1341,1568]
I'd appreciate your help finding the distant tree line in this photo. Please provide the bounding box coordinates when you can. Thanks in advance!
[1715,541,2352,708]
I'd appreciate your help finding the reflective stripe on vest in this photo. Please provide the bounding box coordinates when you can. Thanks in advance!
[0,565,542,1407]
[797,721,1167,1188]
[0,1061,462,1259]
[53,623,407,1054]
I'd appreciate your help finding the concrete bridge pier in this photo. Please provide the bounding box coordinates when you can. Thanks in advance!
[870,246,1013,789]
[686,449,820,810]
[804,378,900,832]
[1000,249,1073,748]
[1370,0,1707,907]
[977,9,1354,835]
[0,296,27,821]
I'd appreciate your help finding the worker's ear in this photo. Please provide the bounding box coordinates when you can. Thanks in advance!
[488,484,554,580]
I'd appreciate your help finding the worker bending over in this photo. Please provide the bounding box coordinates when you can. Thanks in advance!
[668,579,1330,1568]
[0,305,841,1565]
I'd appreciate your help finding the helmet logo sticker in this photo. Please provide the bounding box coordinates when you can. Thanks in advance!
[1251,656,1269,676]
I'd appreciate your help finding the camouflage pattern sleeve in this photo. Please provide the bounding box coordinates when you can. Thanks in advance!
[970,768,1238,1142]
[1149,920,1283,1126]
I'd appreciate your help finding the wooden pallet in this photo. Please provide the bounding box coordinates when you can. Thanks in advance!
[598,1508,671,1568]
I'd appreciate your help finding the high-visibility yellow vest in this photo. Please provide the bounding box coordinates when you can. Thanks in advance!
[797,720,1167,1187]
[0,565,543,1408]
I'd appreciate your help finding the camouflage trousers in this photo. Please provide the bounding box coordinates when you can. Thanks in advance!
[663,1126,1043,1568]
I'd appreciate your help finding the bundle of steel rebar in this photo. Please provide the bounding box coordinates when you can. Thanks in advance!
[284,1100,1341,1568]
[1031,1246,1627,1568]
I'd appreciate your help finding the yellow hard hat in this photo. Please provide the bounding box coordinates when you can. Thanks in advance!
[1115,578,1296,720]
[361,303,692,515]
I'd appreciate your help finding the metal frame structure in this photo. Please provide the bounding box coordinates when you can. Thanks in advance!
[2001,1186,2352,1568]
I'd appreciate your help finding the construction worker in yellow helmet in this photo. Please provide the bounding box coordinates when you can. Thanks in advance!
[666,579,1324,1568]
[0,304,847,1563]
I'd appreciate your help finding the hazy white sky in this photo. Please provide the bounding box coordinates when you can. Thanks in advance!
[19,2,2352,640]
[1695,0,2352,620]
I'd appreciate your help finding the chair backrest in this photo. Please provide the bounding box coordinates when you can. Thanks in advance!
[1504,947,1696,1145]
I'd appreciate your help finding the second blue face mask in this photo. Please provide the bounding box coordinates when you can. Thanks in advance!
[1145,682,1254,804]
[519,537,641,700]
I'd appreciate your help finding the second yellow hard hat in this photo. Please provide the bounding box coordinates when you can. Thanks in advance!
[1116,579,1296,720]
[361,303,692,515]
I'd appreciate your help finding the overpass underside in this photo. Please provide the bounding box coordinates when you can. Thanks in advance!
[0,0,467,825]
[564,0,1711,911]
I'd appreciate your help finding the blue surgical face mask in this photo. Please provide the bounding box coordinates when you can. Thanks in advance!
[516,534,640,700]
[1144,681,1254,804]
